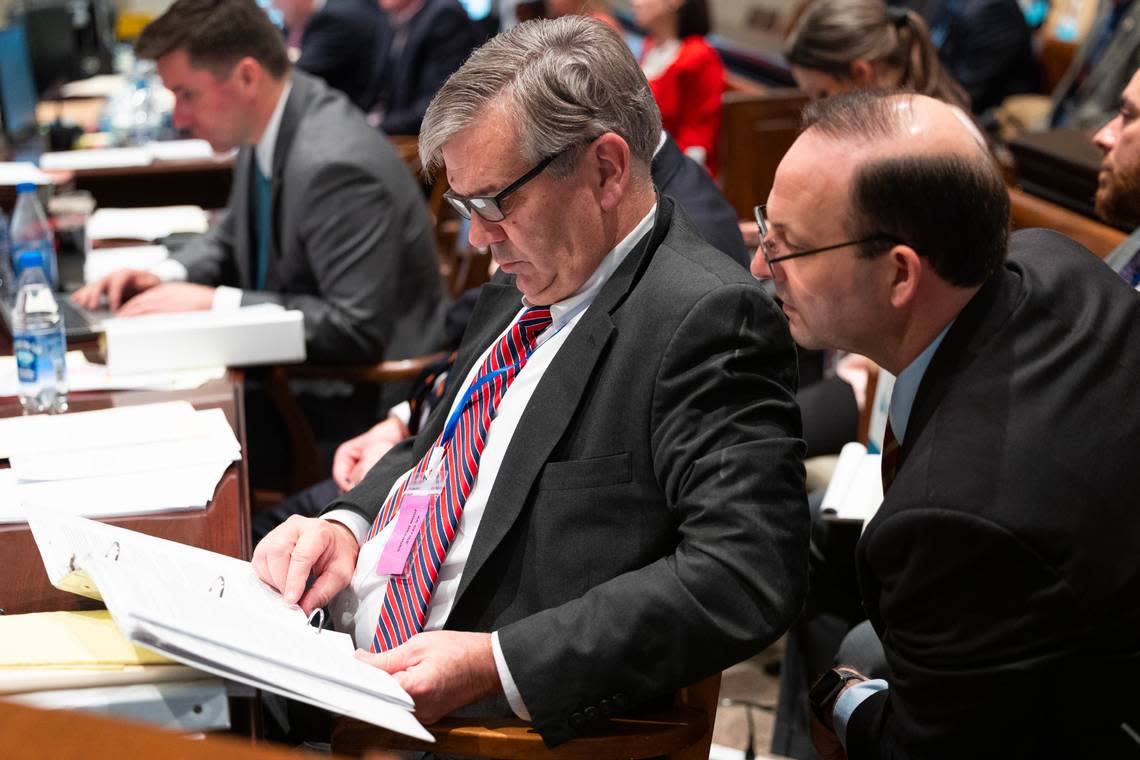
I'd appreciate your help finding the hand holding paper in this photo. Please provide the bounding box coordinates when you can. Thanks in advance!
[252,515,360,614]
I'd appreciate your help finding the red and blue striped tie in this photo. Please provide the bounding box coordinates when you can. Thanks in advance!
[367,306,553,652]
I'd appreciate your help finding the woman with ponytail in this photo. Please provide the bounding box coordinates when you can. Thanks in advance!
[783,0,971,112]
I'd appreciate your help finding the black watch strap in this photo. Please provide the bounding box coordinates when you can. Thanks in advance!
[809,668,864,731]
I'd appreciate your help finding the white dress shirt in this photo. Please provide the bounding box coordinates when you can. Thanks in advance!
[325,205,658,719]
[148,80,293,310]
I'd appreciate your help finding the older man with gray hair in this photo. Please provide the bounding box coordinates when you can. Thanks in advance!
[253,16,809,745]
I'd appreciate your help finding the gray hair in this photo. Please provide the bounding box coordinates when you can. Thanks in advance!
[418,16,662,181]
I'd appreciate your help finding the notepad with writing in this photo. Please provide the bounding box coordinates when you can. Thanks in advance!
[820,442,885,526]
[25,510,432,741]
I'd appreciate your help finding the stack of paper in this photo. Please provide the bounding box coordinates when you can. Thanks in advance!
[0,401,241,522]
[39,147,153,172]
[0,162,54,186]
[0,351,223,397]
[24,512,430,740]
[86,206,210,243]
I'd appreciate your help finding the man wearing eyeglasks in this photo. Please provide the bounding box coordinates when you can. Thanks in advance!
[252,15,810,745]
[764,91,1140,759]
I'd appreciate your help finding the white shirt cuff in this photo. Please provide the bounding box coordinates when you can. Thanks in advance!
[387,401,412,428]
[834,678,888,748]
[149,257,188,283]
[491,630,531,720]
[321,510,370,544]
[211,285,244,310]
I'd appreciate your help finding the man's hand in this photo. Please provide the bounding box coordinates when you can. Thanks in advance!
[355,631,501,724]
[115,282,217,315]
[71,269,160,311]
[332,415,411,492]
[251,515,360,614]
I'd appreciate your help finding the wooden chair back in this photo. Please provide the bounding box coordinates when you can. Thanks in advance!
[1009,186,1126,259]
[718,89,809,219]
[333,673,723,760]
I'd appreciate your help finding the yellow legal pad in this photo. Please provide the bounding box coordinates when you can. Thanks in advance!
[0,610,173,669]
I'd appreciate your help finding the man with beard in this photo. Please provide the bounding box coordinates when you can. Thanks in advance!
[1096,67,1140,285]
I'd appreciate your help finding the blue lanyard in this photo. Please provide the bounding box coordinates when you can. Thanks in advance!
[433,302,587,463]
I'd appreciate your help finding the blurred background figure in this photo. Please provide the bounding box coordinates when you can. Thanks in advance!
[272,0,386,109]
[633,0,723,174]
[544,0,621,32]
[897,0,1039,114]
[785,0,971,111]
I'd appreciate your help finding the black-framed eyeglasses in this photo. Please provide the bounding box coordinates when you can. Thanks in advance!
[444,143,578,223]
[753,204,900,266]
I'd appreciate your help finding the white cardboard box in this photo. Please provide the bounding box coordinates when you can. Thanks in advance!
[104,306,305,373]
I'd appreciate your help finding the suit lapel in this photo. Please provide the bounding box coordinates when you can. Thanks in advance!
[451,196,674,607]
[232,149,254,288]
[260,74,308,289]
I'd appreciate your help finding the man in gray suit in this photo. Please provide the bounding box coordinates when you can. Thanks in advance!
[73,0,444,366]
[253,16,809,745]
[1095,66,1140,283]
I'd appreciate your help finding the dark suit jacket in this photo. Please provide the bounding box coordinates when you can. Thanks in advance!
[174,70,445,364]
[326,196,810,745]
[903,0,1039,113]
[296,0,385,110]
[652,133,750,268]
[846,229,1140,758]
[367,0,479,135]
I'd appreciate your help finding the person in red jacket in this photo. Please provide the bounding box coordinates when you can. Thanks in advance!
[633,0,723,175]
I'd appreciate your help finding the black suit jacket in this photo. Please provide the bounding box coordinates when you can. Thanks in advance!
[326,196,810,745]
[296,0,385,110]
[901,0,1038,113]
[652,134,750,268]
[368,0,479,135]
[846,229,1140,758]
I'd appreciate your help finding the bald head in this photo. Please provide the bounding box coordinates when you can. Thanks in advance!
[792,90,1008,287]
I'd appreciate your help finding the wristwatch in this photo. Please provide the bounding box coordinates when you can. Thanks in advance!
[809,667,865,731]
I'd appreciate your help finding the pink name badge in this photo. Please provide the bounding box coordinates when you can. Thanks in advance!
[374,493,433,576]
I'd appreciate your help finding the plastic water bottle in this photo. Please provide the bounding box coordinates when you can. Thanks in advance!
[10,183,58,291]
[12,252,68,414]
[0,208,12,302]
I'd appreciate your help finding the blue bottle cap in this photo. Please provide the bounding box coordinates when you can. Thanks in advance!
[15,182,36,193]
[17,250,45,270]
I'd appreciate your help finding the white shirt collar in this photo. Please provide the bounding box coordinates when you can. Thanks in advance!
[255,79,293,180]
[524,203,657,328]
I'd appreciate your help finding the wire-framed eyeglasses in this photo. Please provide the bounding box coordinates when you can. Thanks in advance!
[753,204,900,266]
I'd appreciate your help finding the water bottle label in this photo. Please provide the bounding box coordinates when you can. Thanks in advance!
[14,330,67,385]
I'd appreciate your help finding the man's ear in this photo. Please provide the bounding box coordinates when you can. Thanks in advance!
[887,244,923,309]
[848,59,876,87]
[591,132,633,212]
[233,57,261,92]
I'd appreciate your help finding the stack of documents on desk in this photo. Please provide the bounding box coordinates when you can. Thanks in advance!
[86,206,209,243]
[40,141,222,172]
[24,511,430,741]
[0,351,223,397]
[0,401,240,521]
[0,609,230,731]
[0,162,54,186]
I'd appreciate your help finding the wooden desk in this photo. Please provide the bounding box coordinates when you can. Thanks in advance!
[0,362,252,615]
[47,155,235,210]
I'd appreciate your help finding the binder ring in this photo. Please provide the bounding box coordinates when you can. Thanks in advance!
[105,542,120,561]
[308,608,325,634]
[208,575,226,598]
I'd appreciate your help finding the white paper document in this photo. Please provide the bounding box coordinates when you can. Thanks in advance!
[24,512,431,741]
[0,162,54,186]
[58,74,127,99]
[40,147,153,172]
[145,139,218,162]
[0,402,240,521]
[820,442,884,525]
[0,351,223,399]
[85,206,210,242]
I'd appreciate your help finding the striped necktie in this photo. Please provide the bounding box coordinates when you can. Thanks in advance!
[368,306,554,652]
[880,419,901,493]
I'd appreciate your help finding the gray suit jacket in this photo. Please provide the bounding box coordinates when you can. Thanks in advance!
[1049,0,1140,129]
[325,197,810,746]
[174,70,445,364]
